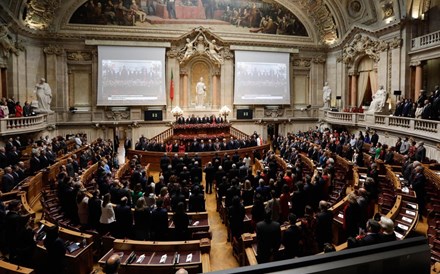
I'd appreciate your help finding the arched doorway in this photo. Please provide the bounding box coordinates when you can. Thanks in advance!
[357,56,377,107]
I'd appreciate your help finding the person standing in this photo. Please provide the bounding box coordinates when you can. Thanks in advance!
[256,209,281,263]
[166,0,176,19]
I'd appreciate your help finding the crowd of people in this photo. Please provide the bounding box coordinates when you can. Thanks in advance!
[0,125,433,272]
[134,133,263,152]
[394,86,440,120]
[0,97,35,119]
[0,134,91,273]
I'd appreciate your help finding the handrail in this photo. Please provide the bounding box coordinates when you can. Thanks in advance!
[0,114,48,135]
[150,127,174,143]
[230,126,251,141]
[411,30,440,50]
[324,111,440,142]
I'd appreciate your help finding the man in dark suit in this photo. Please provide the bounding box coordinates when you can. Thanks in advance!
[0,147,9,169]
[29,151,41,175]
[256,209,281,263]
[188,185,205,212]
[282,213,301,259]
[124,138,132,151]
[151,200,169,241]
[415,142,426,162]
[354,219,382,247]
[421,99,432,119]
[315,200,333,250]
[160,153,171,172]
[2,166,16,192]
[114,197,133,239]
[203,162,215,194]
[7,146,20,166]
[190,161,202,184]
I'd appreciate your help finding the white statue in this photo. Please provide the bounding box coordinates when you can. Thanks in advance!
[322,81,331,109]
[195,77,206,107]
[366,85,388,113]
[180,37,195,63]
[206,39,223,64]
[34,78,53,113]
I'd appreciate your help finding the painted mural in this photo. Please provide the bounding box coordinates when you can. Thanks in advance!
[69,0,308,37]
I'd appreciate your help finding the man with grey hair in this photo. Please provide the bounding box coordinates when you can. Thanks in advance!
[379,216,396,242]
[104,254,121,274]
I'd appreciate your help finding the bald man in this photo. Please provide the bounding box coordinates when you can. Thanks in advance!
[104,254,121,274]
[175,268,188,274]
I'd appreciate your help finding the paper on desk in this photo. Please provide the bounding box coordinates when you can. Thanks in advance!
[192,221,199,226]
[186,253,192,263]
[160,254,167,264]
[137,254,145,263]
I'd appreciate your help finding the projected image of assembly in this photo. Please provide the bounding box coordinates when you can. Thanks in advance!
[101,60,163,102]
[235,62,288,103]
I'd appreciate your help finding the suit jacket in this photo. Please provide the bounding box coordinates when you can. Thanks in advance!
[315,210,333,246]
[2,173,16,192]
[256,220,281,263]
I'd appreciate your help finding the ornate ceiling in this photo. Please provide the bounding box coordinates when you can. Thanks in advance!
[0,0,406,47]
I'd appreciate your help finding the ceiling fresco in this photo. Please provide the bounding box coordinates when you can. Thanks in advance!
[68,0,309,37]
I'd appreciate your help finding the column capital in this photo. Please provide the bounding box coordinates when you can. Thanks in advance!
[410,60,422,67]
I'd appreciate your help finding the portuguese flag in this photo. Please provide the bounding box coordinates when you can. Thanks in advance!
[170,70,174,101]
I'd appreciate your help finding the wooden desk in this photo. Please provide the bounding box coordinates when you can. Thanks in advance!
[99,239,210,274]
[0,260,34,274]
[127,144,270,171]
[36,220,94,274]
[168,211,210,234]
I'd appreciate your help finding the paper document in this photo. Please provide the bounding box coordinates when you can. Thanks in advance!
[160,254,167,264]
[186,253,192,263]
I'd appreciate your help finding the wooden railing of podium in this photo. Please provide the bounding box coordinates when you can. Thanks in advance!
[127,144,270,171]
[98,238,211,274]
[149,124,252,144]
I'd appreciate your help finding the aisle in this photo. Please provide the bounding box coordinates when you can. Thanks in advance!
[204,190,240,271]
[147,166,239,272]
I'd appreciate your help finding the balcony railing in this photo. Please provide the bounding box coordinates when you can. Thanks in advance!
[411,30,440,51]
[324,111,439,142]
[0,115,48,136]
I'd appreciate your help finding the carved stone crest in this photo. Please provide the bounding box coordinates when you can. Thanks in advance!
[264,108,284,118]
[67,51,93,61]
[105,110,130,120]
[0,25,23,58]
[44,44,63,56]
[178,27,225,66]
[292,58,311,67]
[341,34,380,66]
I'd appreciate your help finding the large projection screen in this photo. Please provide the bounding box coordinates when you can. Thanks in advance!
[234,51,290,105]
[97,46,166,106]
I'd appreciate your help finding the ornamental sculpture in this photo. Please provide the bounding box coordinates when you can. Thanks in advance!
[341,34,380,66]
[178,27,225,66]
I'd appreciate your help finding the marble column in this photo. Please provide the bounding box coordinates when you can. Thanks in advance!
[414,62,423,99]
[350,73,357,107]
[182,73,188,108]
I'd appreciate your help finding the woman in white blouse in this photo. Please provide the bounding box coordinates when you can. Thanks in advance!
[99,193,115,235]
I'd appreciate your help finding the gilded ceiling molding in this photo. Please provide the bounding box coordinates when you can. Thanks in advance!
[24,0,61,31]
[296,0,338,44]
[43,44,63,56]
